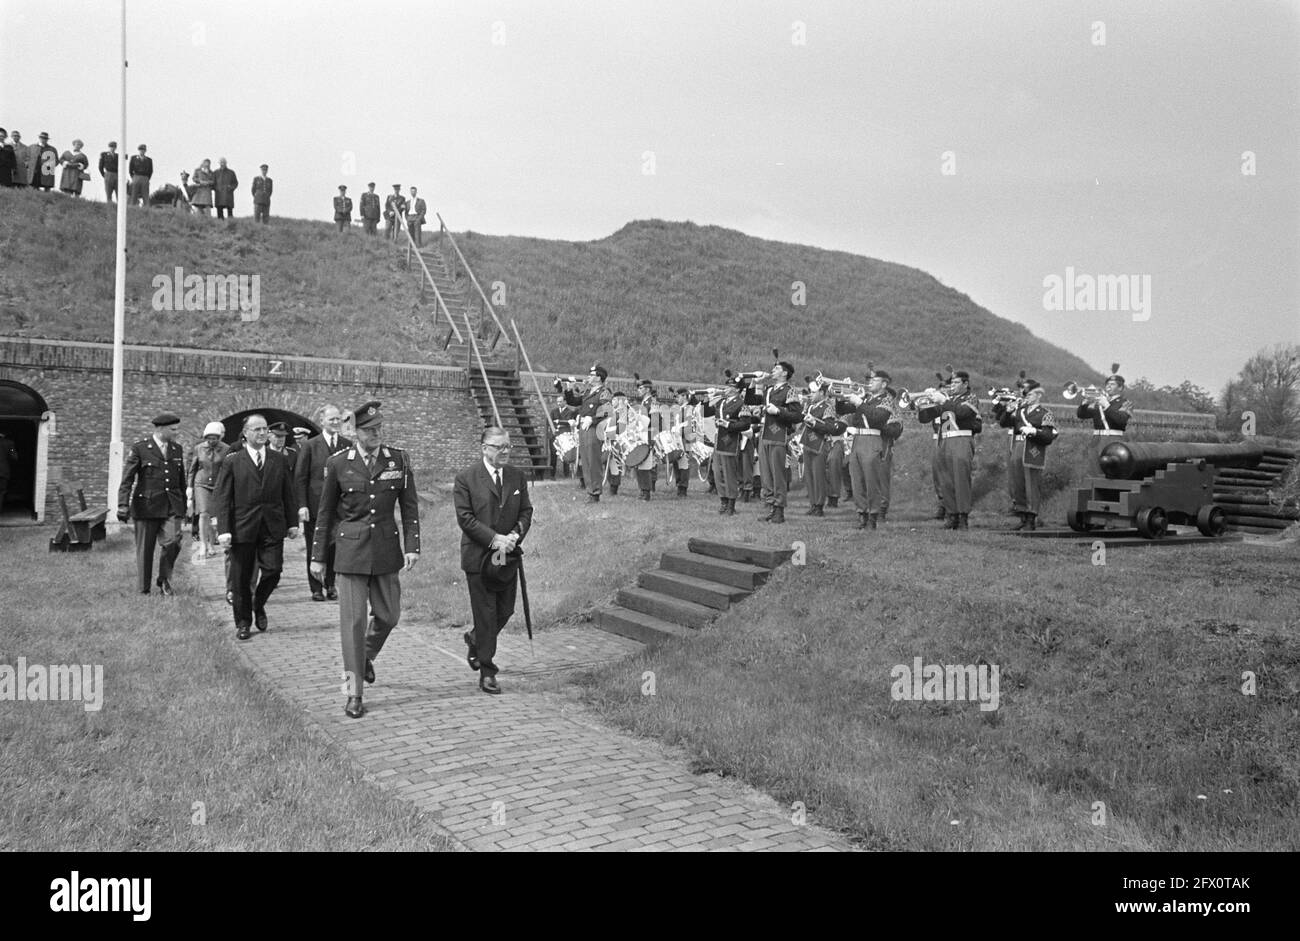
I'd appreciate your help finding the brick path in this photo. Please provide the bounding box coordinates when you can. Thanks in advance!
[190,539,852,851]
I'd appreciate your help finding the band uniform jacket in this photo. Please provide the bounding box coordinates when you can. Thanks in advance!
[702,394,754,456]
[295,433,353,522]
[996,402,1058,468]
[359,192,381,221]
[251,175,273,206]
[128,154,153,181]
[333,195,353,221]
[563,385,613,428]
[801,398,843,455]
[918,391,982,435]
[212,448,296,542]
[454,462,533,575]
[117,437,186,519]
[836,392,905,437]
[1076,395,1132,431]
[311,446,420,576]
[745,381,803,445]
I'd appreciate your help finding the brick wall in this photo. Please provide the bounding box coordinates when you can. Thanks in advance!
[0,337,484,519]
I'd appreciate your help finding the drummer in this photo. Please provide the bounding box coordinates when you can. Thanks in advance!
[670,387,695,498]
[603,391,629,496]
[633,376,660,501]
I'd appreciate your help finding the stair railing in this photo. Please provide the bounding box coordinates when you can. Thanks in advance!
[437,214,509,350]
[396,213,464,345]
[511,318,556,434]
[463,309,503,428]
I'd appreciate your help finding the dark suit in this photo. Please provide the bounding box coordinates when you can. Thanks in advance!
[213,447,296,629]
[294,432,351,595]
[128,154,152,205]
[454,462,533,679]
[251,175,272,223]
[117,436,187,592]
[312,445,420,690]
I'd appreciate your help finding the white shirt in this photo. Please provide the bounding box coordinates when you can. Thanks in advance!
[152,434,169,453]
[482,458,501,488]
[245,444,266,466]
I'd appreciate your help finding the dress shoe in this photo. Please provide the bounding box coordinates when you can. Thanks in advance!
[156,578,174,597]
[586,493,600,503]
[254,610,268,632]
[957,513,970,530]
[479,676,501,695]
[724,499,736,516]
[311,591,325,602]
[345,696,365,719]
[236,624,252,641]
[463,631,480,671]
[758,505,775,522]
[770,506,786,524]
[364,659,375,684]
[139,588,151,595]
[326,588,338,601]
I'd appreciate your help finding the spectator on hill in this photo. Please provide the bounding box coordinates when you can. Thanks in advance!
[30,132,58,191]
[251,163,272,223]
[213,157,238,219]
[407,185,427,246]
[99,141,119,201]
[59,139,90,197]
[384,184,406,241]
[128,144,153,207]
[0,129,17,188]
[359,182,381,236]
[8,131,28,187]
[333,185,353,233]
[191,159,214,215]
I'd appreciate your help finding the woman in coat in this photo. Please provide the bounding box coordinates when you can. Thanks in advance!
[191,159,214,214]
[58,139,90,196]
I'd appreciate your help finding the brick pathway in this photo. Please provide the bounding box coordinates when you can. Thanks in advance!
[189,539,852,851]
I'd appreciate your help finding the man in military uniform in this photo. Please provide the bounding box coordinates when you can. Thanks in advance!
[700,373,753,516]
[117,413,187,594]
[997,380,1058,531]
[836,369,904,529]
[359,182,381,236]
[384,184,407,241]
[311,402,420,719]
[1077,366,1133,474]
[669,387,695,497]
[801,378,846,518]
[747,357,803,524]
[631,377,660,500]
[918,370,982,530]
[333,185,352,233]
[602,390,629,495]
[563,364,614,503]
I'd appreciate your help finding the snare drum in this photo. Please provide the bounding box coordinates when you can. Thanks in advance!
[655,429,683,464]
[624,443,652,468]
[689,440,713,465]
[553,430,579,464]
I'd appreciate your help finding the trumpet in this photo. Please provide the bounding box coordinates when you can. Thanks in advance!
[898,387,947,410]
[1062,381,1102,402]
[552,374,586,393]
[988,387,1024,410]
[688,387,725,398]
[814,372,866,399]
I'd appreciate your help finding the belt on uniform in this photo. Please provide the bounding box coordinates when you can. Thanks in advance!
[847,427,881,436]
[1013,434,1026,442]
[941,430,973,439]
[1092,430,1124,436]
[931,433,939,441]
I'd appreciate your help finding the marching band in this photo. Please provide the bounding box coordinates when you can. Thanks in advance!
[548,354,1134,531]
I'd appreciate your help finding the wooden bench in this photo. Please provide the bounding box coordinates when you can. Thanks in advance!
[49,484,108,552]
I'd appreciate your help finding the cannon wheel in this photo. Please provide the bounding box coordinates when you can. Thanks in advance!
[1195,505,1227,537]
[1066,510,1089,532]
[1135,506,1169,539]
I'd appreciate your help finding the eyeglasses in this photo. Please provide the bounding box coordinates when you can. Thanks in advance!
[484,443,512,452]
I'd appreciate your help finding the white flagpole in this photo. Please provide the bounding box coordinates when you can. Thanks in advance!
[106,0,128,532]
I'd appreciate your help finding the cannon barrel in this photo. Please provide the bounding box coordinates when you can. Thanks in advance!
[1099,440,1265,480]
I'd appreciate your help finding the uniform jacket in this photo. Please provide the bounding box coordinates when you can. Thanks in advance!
[564,384,613,427]
[998,402,1058,466]
[918,390,982,434]
[189,440,231,491]
[801,397,844,455]
[118,437,186,519]
[295,433,352,521]
[333,195,353,220]
[213,167,238,207]
[453,462,533,575]
[1076,396,1132,431]
[837,391,905,437]
[745,381,803,444]
[384,193,407,220]
[128,154,153,180]
[311,445,420,576]
[251,175,273,205]
[359,192,381,220]
[702,393,753,456]
[212,447,296,543]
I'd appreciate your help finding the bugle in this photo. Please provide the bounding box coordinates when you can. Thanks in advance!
[1062,381,1102,402]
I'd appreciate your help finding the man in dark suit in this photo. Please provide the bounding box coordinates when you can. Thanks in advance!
[454,426,534,695]
[251,164,272,223]
[128,144,153,207]
[99,141,119,201]
[117,413,187,594]
[214,414,298,640]
[311,402,420,719]
[295,403,351,602]
[407,186,427,246]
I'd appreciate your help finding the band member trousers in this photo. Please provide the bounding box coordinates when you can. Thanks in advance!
[302,518,337,594]
[579,427,604,495]
[135,516,182,592]
[338,571,402,694]
[806,447,827,507]
[465,572,516,679]
[739,439,755,491]
[939,436,975,513]
[931,438,947,512]
[1008,439,1028,512]
[227,531,284,627]
[880,445,893,513]
[758,439,788,507]
[714,451,741,499]
[826,441,847,500]
[848,436,889,514]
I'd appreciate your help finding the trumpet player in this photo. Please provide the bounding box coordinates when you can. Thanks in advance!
[746,357,803,524]
[701,373,755,515]
[835,369,904,529]
[1073,366,1133,474]
[995,380,1058,530]
[799,378,844,517]
[562,364,613,503]
[917,369,982,530]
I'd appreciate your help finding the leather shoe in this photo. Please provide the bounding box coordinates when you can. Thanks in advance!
[479,676,501,695]
[156,578,174,597]
[236,624,252,641]
[311,591,325,602]
[344,696,365,719]
[463,631,480,671]
[364,659,375,684]
[254,610,268,632]
[326,588,338,601]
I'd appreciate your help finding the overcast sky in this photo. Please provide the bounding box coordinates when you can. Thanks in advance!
[3,0,1296,393]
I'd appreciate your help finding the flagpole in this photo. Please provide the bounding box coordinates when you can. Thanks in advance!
[106,0,128,531]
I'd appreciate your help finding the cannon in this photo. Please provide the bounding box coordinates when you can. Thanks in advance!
[1068,440,1264,539]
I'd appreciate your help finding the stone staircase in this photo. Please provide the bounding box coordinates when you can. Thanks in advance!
[595,538,794,643]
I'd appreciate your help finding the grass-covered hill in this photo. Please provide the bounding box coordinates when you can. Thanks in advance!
[2,188,1103,391]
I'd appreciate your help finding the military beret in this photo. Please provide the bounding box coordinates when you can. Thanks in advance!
[267,421,289,436]
[870,368,892,384]
[152,412,180,427]
[589,364,608,381]
[353,400,383,429]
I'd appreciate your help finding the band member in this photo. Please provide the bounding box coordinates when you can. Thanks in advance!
[1076,364,1133,474]
[633,376,659,500]
[825,431,848,508]
[747,355,802,524]
[836,368,904,529]
[603,391,629,495]
[563,364,613,503]
[669,387,695,497]
[738,421,757,502]
[996,380,1057,530]
[116,413,187,595]
[311,402,420,719]
[800,378,845,517]
[700,372,754,515]
[918,370,982,530]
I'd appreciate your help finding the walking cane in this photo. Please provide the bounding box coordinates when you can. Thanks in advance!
[517,554,534,660]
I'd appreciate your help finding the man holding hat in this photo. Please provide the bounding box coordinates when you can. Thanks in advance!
[99,142,119,201]
[251,164,273,223]
[359,182,381,236]
[311,402,420,719]
[333,185,353,232]
[562,364,614,503]
[188,420,230,558]
[128,144,153,207]
[117,413,188,595]
[384,184,407,241]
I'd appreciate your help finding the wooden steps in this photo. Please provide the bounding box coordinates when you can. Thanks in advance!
[594,538,792,644]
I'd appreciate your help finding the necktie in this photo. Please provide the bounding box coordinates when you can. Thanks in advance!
[364,452,374,474]
[327,435,335,451]
[493,470,501,490]
[254,451,262,469]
